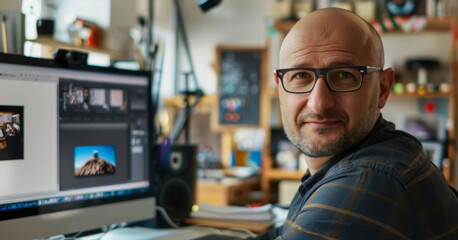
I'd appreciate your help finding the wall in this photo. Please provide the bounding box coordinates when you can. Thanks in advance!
[137,0,275,98]
[52,0,136,57]
[0,0,21,11]
[53,0,111,42]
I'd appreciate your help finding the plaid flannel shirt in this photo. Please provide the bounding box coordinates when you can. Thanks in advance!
[258,116,458,240]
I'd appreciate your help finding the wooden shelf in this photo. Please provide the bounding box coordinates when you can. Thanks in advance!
[268,88,450,99]
[27,36,124,59]
[274,21,296,34]
[274,17,454,35]
[264,169,303,181]
[389,92,450,98]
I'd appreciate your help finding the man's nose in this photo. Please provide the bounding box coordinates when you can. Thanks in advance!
[306,76,336,112]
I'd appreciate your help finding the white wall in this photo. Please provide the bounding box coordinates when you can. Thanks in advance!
[53,0,111,42]
[138,0,275,97]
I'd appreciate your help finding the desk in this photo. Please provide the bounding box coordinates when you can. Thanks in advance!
[80,225,255,240]
[196,176,260,206]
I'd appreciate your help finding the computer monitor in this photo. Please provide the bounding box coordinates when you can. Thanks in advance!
[0,53,156,240]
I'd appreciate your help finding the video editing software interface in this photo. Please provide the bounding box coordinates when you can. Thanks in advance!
[0,57,152,220]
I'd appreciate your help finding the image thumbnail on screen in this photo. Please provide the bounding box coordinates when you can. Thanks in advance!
[0,106,24,161]
[74,145,116,177]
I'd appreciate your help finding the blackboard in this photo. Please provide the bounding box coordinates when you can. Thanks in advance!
[214,47,266,130]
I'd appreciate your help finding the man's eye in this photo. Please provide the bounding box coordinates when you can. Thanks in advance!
[335,71,354,79]
[294,72,313,79]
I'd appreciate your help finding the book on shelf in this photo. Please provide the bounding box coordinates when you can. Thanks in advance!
[190,203,274,222]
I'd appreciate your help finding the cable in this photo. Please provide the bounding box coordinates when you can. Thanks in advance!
[70,230,84,238]
[96,222,127,240]
[156,206,179,228]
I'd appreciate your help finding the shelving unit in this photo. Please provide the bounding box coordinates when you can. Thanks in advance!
[26,36,125,61]
[261,17,457,203]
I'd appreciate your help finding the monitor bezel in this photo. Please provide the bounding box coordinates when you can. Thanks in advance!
[0,53,156,224]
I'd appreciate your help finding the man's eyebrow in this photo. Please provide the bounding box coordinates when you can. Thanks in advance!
[329,61,360,67]
[287,63,314,68]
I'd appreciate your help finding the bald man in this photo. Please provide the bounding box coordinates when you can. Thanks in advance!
[255,8,458,240]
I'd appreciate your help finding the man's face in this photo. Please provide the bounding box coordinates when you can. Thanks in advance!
[277,11,386,158]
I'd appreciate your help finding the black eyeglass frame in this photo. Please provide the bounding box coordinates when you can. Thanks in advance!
[276,66,382,94]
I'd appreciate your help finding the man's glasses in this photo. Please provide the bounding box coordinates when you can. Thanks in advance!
[276,66,382,94]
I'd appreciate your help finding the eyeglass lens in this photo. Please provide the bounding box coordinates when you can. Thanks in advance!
[282,68,362,92]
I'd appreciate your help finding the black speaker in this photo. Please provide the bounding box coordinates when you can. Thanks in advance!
[152,144,197,227]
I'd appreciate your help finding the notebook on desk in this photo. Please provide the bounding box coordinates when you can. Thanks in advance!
[192,234,245,240]
[185,218,273,233]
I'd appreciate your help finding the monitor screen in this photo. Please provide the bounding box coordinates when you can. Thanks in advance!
[0,53,156,239]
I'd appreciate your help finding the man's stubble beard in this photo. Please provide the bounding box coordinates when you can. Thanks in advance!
[281,99,379,158]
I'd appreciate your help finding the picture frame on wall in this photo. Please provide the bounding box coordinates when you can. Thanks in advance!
[421,141,444,169]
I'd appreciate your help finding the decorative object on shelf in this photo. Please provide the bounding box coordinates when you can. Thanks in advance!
[393,82,405,94]
[67,17,103,48]
[372,15,399,34]
[405,82,417,94]
[426,82,439,93]
[398,15,427,33]
[417,84,427,95]
[439,82,450,93]
[386,0,416,16]
[373,15,427,34]
[406,58,440,95]
[423,101,436,114]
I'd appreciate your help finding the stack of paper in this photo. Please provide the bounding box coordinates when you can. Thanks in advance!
[190,203,274,222]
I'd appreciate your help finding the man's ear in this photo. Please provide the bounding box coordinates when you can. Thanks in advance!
[273,71,279,85]
[378,67,395,109]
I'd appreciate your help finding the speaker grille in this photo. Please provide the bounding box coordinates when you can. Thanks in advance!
[158,177,192,223]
